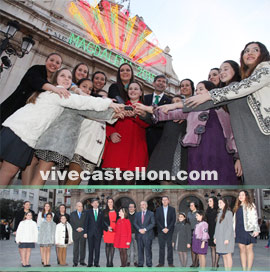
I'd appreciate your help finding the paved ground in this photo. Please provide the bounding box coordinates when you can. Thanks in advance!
[0,235,269,269]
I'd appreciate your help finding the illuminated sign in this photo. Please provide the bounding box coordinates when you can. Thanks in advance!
[68,32,156,83]
[68,0,167,68]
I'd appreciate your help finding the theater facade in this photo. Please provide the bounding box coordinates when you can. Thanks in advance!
[0,0,180,102]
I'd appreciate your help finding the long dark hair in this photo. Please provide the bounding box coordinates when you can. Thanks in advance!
[91,71,107,92]
[41,203,52,218]
[116,62,134,102]
[197,80,216,92]
[240,41,270,79]
[220,60,241,87]
[218,197,229,224]
[180,78,195,96]
[72,62,89,84]
[206,196,218,214]
[104,197,116,217]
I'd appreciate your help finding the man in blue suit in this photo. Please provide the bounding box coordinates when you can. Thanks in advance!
[155,196,176,267]
[83,198,104,267]
[133,201,155,267]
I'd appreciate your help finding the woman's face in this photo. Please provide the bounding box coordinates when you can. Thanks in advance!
[243,43,261,67]
[26,213,32,220]
[60,216,67,224]
[57,70,72,89]
[218,200,225,210]
[119,64,132,83]
[179,214,185,222]
[119,209,124,218]
[79,80,92,95]
[75,64,88,82]
[107,199,114,209]
[238,191,246,203]
[219,62,235,84]
[180,80,193,97]
[59,205,66,214]
[44,204,50,212]
[93,73,106,90]
[45,54,62,74]
[196,83,208,95]
[208,69,220,86]
[46,215,52,222]
[128,83,142,101]
[196,213,203,222]
[208,198,214,208]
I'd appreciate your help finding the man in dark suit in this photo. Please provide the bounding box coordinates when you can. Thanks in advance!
[143,74,171,157]
[155,196,176,267]
[70,202,87,267]
[133,201,155,267]
[83,198,104,267]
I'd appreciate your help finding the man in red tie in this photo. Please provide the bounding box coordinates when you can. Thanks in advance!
[133,201,155,267]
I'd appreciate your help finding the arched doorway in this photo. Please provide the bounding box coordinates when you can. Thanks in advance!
[82,197,96,210]
[179,195,204,215]
[147,196,162,213]
[115,197,135,210]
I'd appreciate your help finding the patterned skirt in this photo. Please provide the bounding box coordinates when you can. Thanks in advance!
[35,150,69,169]
[70,153,96,172]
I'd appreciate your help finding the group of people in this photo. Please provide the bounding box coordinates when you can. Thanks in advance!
[11,190,260,269]
[0,41,269,185]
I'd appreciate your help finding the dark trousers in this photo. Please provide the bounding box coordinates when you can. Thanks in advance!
[158,231,173,265]
[73,235,86,264]
[87,235,101,266]
[137,235,153,267]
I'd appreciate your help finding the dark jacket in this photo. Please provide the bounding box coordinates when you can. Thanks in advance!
[108,83,128,102]
[53,212,70,224]
[155,205,176,234]
[172,221,191,252]
[14,209,36,231]
[1,65,48,124]
[128,212,136,234]
[133,210,155,240]
[143,93,171,156]
[84,209,104,238]
[70,210,87,240]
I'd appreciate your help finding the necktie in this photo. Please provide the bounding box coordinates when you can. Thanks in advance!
[78,212,81,219]
[94,210,98,221]
[154,95,160,105]
[142,211,145,224]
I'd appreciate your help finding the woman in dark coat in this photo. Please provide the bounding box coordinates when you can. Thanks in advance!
[205,196,219,268]
[172,212,191,267]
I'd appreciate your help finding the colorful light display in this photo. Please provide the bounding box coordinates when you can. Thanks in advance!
[68,0,167,68]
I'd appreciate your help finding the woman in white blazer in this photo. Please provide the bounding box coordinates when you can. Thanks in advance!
[0,68,122,185]
[55,215,73,266]
[15,212,38,267]
[233,190,260,270]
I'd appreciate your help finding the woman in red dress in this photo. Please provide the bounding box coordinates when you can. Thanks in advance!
[114,208,132,267]
[103,197,118,267]
[102,82,149,177]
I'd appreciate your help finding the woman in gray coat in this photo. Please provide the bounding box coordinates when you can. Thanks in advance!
[38,213,56,267]
[214,198,234,269]
[172,213,191,267]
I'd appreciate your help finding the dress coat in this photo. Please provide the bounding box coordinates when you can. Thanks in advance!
[38,220,56,244]
[55,222,73,246]
[172,221,191,252]
[16,219,38,243]
[214,210,234,254]
[114,218,132,248]
[102,100,149,171]
[1,65,48,124]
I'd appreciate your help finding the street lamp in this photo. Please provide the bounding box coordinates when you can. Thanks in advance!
[0,20,35,73]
